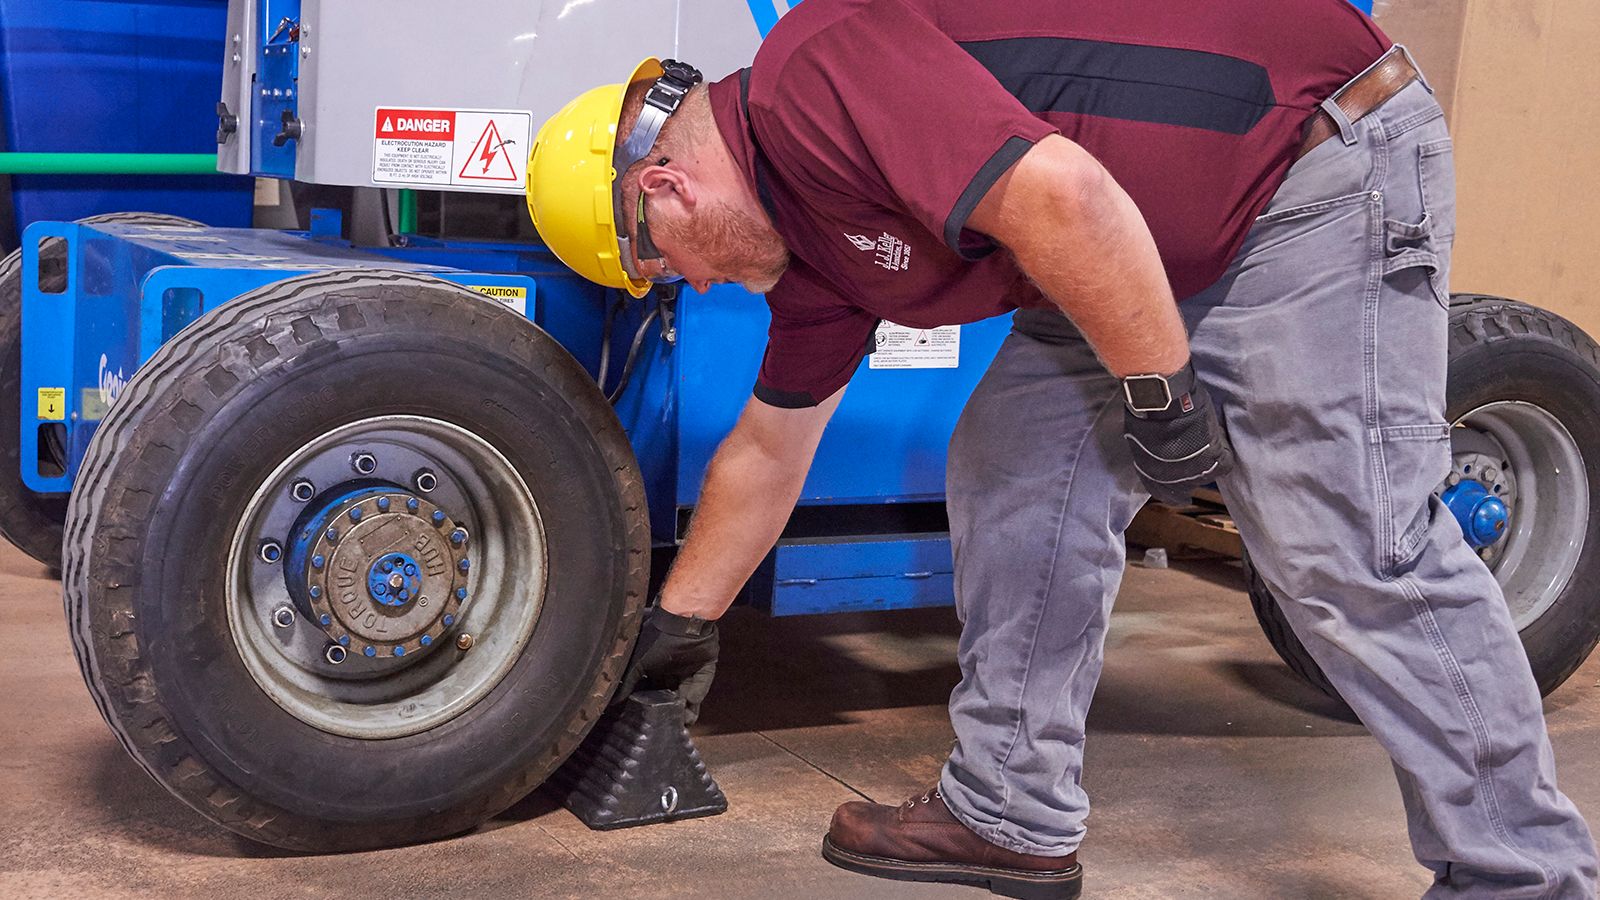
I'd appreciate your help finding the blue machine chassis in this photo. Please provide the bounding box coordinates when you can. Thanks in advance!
[19,220,1014,616]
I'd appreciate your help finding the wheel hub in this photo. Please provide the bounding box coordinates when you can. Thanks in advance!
[1442,479,1510,548]
[368,552,421,607]
[291,488,470,660]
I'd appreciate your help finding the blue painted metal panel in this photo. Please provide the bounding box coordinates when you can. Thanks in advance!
[18,222,535,492]
[250,0,301,178]
[769,536,955,616]
[0,0,253,230]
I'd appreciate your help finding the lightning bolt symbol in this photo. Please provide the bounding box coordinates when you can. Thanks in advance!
[478,136,500,174]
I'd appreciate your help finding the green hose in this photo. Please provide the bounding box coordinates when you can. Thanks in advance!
[397,189,418,234]
[0,152,221,175]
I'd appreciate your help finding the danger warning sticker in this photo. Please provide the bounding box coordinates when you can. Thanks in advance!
[373,107,531,191]
[869,322,960,369]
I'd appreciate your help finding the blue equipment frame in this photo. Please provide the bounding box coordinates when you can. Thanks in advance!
[19,218,1010,616]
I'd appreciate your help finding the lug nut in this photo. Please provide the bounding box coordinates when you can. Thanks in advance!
[450,528,468,546]
[325,644,347,665]
[456,633,475,651]
[272,606,296,628]
[414,469,438,493]
[352,452,377,475]
[259,540,283,563]
[291,479,316,502]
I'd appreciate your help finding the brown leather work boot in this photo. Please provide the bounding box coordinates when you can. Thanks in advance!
[822,786,1082,899]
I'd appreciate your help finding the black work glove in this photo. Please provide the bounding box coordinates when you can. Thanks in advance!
[1121,361,1235,505]
[616,605,719,726]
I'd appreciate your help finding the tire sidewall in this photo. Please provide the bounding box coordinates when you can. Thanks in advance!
[1445,331,1600,694]
[77,277,645,846]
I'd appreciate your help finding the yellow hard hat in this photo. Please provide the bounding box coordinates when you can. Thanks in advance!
[526,58,666,299]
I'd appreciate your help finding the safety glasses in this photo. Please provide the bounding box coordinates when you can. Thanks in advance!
[630,189,684,285]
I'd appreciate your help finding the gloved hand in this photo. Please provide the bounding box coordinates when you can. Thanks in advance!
[616,605,719,725]
[1121,361,1234,505]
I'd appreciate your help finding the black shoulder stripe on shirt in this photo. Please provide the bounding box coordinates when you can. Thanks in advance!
[944,136,1036,259]
[958,37,1276,135]
[753,382,821,408]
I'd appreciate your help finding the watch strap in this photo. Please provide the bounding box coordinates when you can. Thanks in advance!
[1123,362,1198,417]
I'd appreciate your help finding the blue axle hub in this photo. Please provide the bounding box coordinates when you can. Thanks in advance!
[368,552,422,607]
[1442,479,1510,549]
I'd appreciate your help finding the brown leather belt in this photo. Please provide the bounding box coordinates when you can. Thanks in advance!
[1298,49,1421,159]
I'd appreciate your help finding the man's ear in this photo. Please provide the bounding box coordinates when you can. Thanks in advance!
[638,164,698,211]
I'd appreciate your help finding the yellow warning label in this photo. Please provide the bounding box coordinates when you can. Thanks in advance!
[466,284,529,315]
[468,285,527,300]
[37,387,66,421]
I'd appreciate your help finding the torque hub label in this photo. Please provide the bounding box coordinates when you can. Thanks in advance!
[372,107,531,192]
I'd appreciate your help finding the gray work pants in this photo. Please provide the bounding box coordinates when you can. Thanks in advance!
[937,77,1599,897]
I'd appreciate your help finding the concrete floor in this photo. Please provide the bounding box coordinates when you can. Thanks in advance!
[2,539,1597,900]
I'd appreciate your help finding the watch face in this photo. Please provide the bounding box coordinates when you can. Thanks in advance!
[1125,377,1171,412]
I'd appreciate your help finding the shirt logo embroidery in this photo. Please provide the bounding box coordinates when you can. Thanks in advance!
[844,231,912,272]
[844,232,876,252]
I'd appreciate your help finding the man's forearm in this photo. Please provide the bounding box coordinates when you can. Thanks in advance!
[656,426,812,620]
[973,136,1189,378]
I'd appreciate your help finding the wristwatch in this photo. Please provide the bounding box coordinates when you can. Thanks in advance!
[1122,363,1198,417]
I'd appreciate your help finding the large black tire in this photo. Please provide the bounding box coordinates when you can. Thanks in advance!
[1249,295,1600,701]
[65,269,649,850]
[0,212,203,569]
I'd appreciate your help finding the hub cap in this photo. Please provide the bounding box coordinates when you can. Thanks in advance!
[292,490,469,659]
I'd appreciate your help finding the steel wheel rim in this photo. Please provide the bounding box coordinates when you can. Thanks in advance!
[1449,401,1588,629]
[226,415,546,739]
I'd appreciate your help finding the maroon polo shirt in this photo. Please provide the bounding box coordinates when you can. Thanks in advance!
[707,0,1392,408]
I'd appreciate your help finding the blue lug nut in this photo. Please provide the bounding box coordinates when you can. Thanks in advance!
[421,635,433,646]
[311,554,325,569]
[456,587,468,600]
[377,497,390,511]
[349,507,363,522]
[407,498,420,512]
[320,614,332,626]
[326,527,338,542]
[450,529,466,545]
[364,646,377,658]
[339,635,350,646]
[444,614,455,627]
[393,646,406,657]
[309,585,322,599]
[432,510,446,524]
[459,558,471,572]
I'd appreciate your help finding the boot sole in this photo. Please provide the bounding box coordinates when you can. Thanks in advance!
[821,836,1082,900]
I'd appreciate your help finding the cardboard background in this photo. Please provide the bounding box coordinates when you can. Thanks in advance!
[1375,0,1600,338]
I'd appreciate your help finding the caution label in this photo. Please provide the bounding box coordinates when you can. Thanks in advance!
[869,322,960,369]
[467,284,528,315]
[373,107,531,191]
[37,387,65,420]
